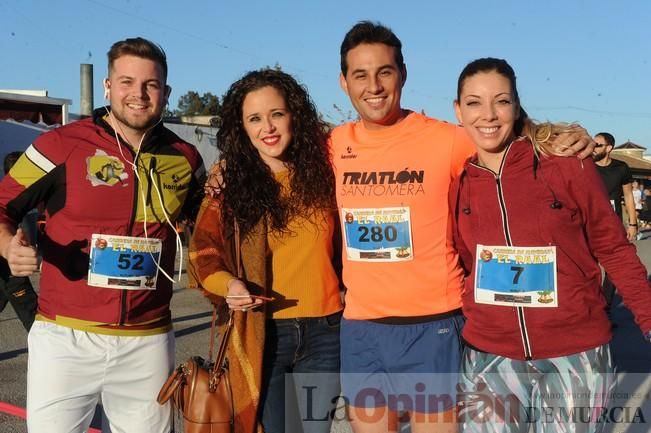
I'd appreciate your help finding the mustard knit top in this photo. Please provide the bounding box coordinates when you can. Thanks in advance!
[205,170,342,319]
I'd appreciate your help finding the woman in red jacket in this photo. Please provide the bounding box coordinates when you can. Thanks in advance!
[450,57,651,433]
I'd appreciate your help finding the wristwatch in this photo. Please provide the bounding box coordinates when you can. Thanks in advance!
[644,330,651,343]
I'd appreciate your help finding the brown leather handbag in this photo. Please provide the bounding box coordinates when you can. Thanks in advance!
[157,308,235,433]
[158,217,241,432]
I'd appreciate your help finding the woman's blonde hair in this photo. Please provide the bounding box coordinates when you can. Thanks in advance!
[522,120,582,157]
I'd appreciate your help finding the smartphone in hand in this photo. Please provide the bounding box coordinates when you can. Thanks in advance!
[226,294,274,302]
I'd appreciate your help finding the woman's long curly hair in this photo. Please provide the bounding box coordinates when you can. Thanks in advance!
[216,69,335,237]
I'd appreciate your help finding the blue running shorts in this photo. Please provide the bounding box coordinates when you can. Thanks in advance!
[340,312,464,413]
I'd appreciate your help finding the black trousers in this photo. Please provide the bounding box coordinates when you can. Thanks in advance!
[0,258,37,331]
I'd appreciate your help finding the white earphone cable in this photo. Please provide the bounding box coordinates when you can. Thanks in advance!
[104,107,182,284]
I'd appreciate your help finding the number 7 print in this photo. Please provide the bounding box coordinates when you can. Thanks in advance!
[511,266,524,284]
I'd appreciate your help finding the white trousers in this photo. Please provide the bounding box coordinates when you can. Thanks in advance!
[27,321,175,433]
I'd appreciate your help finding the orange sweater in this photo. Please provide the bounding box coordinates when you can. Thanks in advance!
[330,112,474,319]
[200,171,342,319]
[266,171,342,319]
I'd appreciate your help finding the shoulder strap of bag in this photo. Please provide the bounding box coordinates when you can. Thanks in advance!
[207,218,240,375]
[211,309,234,376]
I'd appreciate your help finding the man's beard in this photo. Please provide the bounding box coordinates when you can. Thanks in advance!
[112,107,161,134]
[593,152,607,162]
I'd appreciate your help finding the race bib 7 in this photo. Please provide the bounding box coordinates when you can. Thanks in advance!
[474,245,558,307]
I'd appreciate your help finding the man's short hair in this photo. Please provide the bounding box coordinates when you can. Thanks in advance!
[107,37,168,80]
[340,21,404,76]
[596,132,615,147]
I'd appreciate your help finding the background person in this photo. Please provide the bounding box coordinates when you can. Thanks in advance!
[593,132,638,241]
[593,132,638,307]
[632,179,643,219]
[451,57,651,433]
[639,188,651,229]
[189,69,343,433]
[0,151,38,331]
[0,37,205,433]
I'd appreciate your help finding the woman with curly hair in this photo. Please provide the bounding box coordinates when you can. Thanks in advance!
[189,68,342,433]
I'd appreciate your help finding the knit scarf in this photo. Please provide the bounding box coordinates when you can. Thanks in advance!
[188,191,268,433]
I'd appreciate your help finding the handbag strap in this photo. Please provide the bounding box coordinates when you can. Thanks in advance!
[207,305,219,361]
[211,309,234,378]
[207,218,240,373]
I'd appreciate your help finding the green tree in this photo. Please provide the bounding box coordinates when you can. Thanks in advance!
[171,91,221,117]
[201,92,221,115]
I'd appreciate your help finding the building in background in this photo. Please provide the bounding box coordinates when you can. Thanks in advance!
[0,90,72,178]
[0,90,71,126]
[612,140,651,183]
[164,115,220,168]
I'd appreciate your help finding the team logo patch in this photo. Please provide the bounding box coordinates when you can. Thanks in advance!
[87,150,128,186]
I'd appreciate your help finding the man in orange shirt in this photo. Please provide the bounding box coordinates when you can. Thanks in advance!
[332,21,594,433]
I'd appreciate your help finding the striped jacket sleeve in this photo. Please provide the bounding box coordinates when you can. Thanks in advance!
[0,131,69,226]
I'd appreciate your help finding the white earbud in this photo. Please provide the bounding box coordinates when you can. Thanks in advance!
[103,78,110,99]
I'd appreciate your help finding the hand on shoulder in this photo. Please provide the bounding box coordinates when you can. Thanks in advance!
[204,161,226,198]
[547,124,595,159]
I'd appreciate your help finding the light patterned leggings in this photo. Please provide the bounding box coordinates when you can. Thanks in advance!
[458,345,615,433]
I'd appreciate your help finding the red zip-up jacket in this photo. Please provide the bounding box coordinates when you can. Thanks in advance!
[0,109,204,335]
[450,138,651,360]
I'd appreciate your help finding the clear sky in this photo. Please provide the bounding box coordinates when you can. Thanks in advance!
[2,0,650,149]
